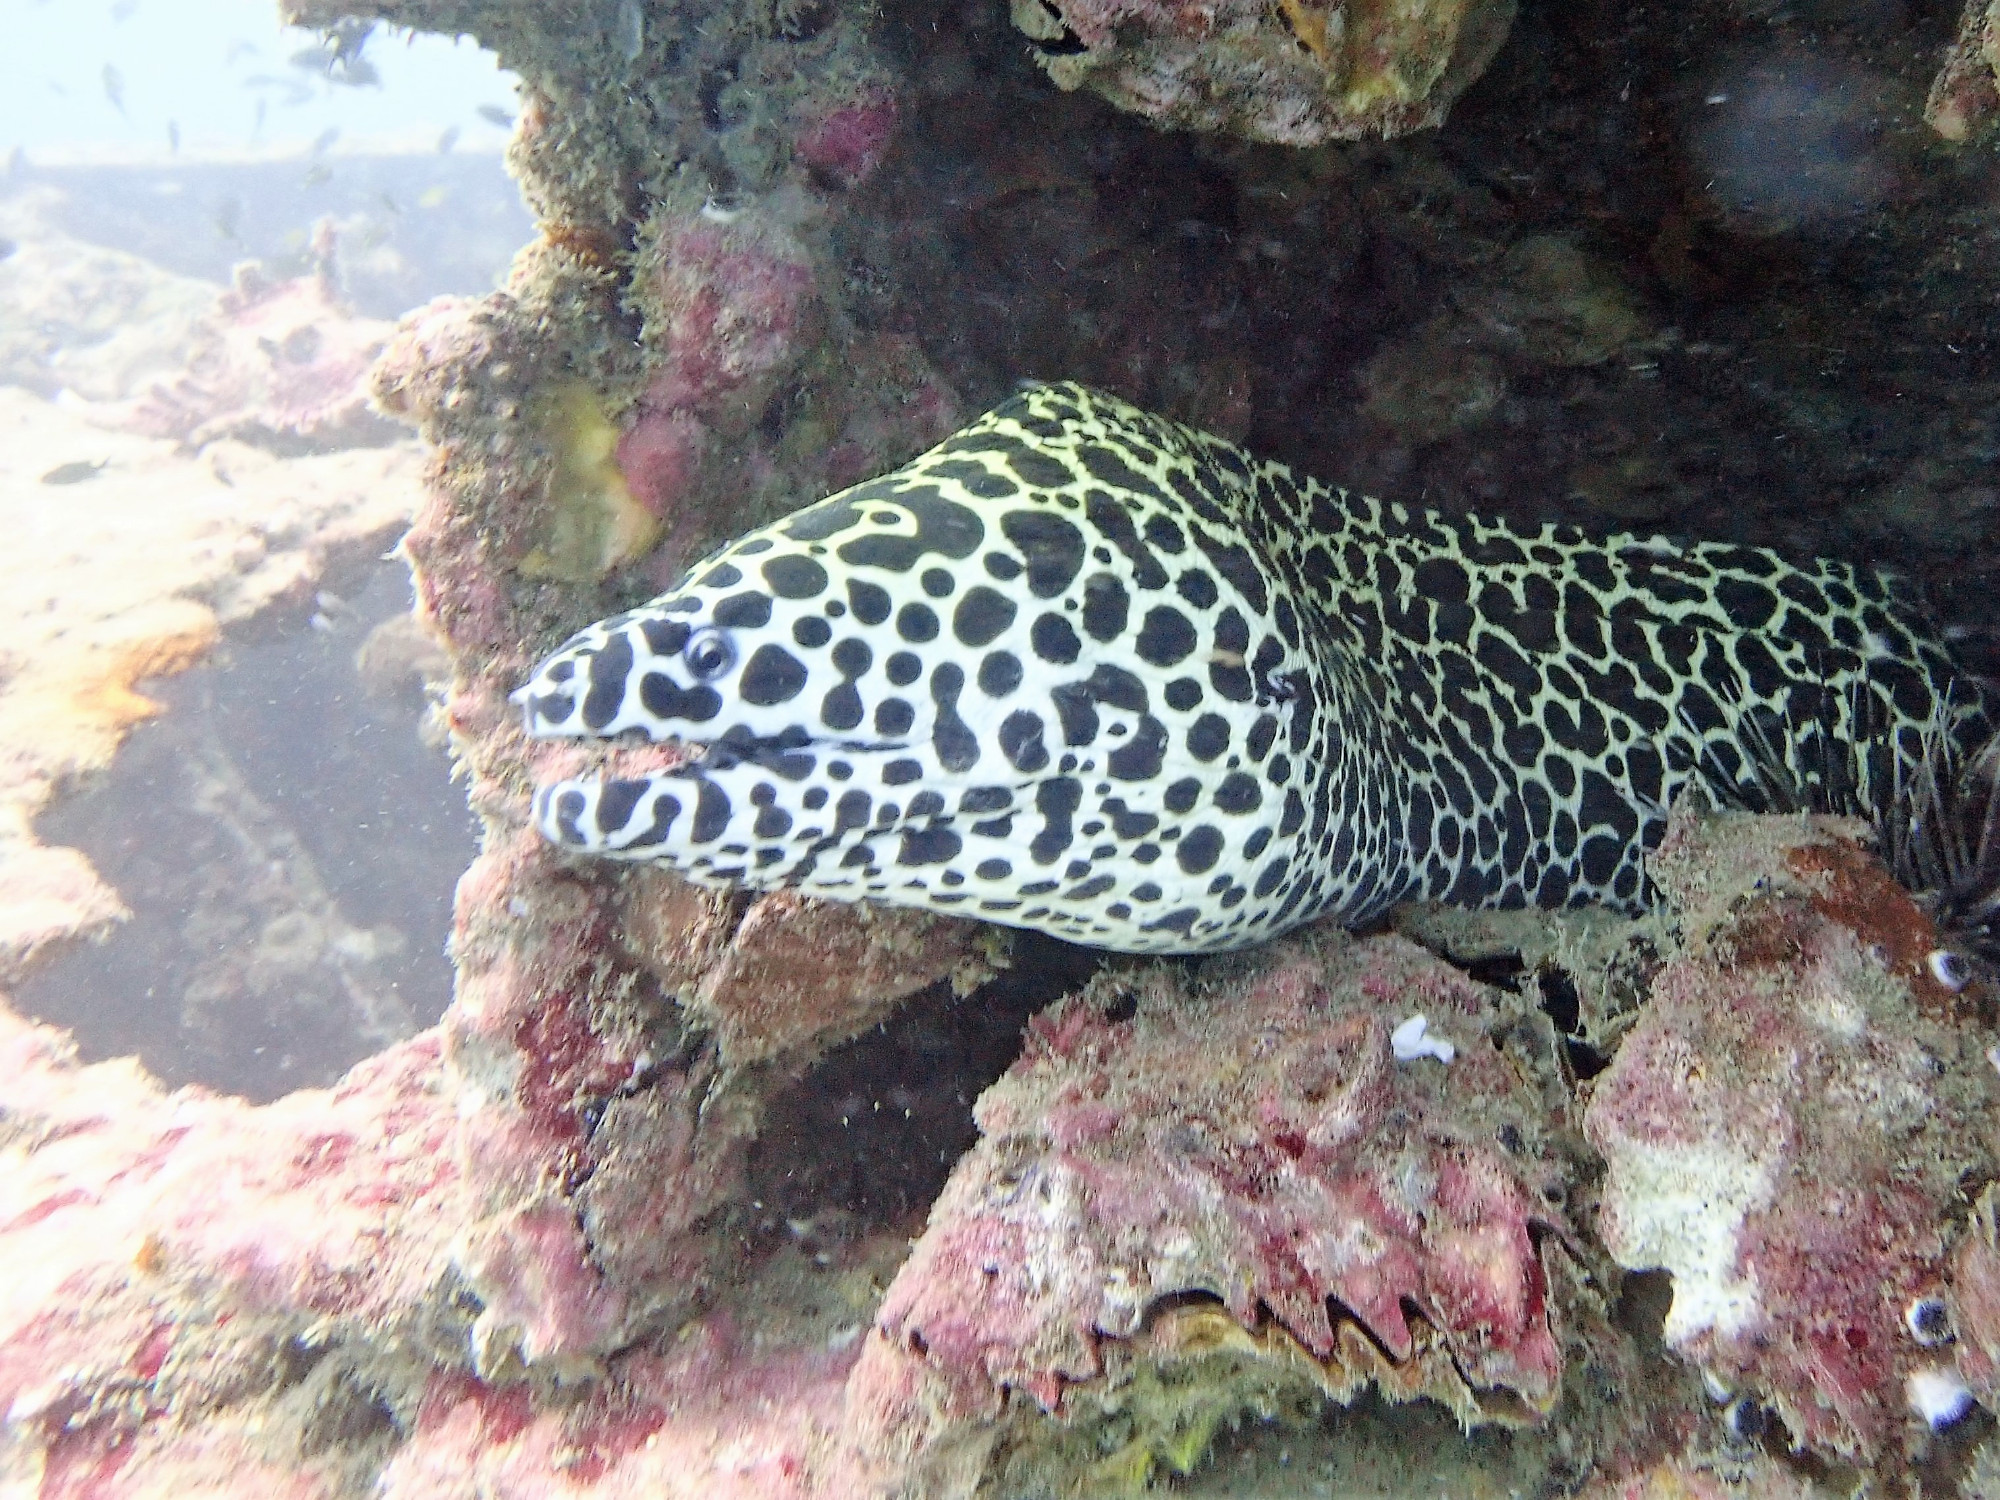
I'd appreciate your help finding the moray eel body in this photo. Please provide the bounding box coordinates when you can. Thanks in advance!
[516,382,1991,954]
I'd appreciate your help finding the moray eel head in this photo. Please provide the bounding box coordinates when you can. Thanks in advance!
[515,384,1314,953]
[518,381,1994,954]
[516,511,990,863]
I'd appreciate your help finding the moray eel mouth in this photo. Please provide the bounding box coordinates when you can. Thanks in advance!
[514,599,1016,874]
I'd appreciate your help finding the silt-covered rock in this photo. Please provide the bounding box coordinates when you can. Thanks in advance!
[1011,0,1516,144]
[846,930,1635,1493]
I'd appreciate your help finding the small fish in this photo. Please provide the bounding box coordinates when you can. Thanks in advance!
[167,119,179,153]
[293,20,378,85]
[476,103,513,128]
[211,195,242,241]
[436,124,460,154]
[288,43,339,74]
[322,17,375,66]
[309,125,340,156]
[303,162,332,187]
[40,460,109,486]
[376,190,401,216]
[615,0,644,62]
[102,63,126,116]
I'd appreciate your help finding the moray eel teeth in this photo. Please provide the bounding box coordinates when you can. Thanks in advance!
[517,381,1993,955]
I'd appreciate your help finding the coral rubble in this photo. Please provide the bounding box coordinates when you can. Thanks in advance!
[846,932,1662,1494]
[113,249,402,453]
[1586,808,2000,1467]
[1012,0,1516,144]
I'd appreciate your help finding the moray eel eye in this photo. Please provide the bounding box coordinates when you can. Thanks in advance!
[683,625,735,682]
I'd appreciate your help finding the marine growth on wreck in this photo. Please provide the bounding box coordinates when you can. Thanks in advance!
[8,0,2000,1497]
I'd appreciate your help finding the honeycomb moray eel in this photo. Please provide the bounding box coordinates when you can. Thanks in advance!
[516,382,1993,954]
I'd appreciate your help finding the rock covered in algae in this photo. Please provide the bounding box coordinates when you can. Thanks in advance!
[0,1004,459,1496]
[1928,0,2000,141]
[313,0,984,1380]
[0,987,922,1500]
[845,930,1627,1493]
[1584,805,2000,1465]
[1011,0,1517,144]
[112,247,400,455]
[367,259,987,1362]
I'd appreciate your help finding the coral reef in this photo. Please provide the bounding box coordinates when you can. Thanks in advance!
[0,201,463,1095]
[1012,0,1516,145]
[113,243,402,454]
[13,0,2000,1492]
[845,931,1637,1493]
[1585,808,2000,1466]
[15,549,476,1099]
[0,190,219,405]
[0,385,423,977]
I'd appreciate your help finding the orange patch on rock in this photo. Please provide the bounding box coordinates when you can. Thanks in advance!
[67,618,220,734]
[1783,839,1962,1017]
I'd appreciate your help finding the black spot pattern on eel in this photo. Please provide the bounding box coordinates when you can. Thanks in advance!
[518,382,1994,956]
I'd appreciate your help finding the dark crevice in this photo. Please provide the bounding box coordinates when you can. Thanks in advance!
[698,63,740,133]
[743,930,1106,1231]
[1563,1036,1610,1081]
[1032,30,1090,56]
[1535,967,1581,1034]
[1611,1268,1673,1345]
[1028,1,1090,58]
[1457,953,1527,990]
[1100,986,1139,1023]
[1139,1287,1229,1332]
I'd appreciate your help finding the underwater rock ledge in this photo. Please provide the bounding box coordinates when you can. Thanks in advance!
[7,803,2000,1494]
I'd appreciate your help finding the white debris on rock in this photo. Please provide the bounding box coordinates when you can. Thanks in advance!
[1391,1013,1455,1065]
[1906,1366,1975,1430]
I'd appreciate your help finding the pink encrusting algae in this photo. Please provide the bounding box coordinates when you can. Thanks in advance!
[1585,809,2000,1464]
[846,932,1585,1486]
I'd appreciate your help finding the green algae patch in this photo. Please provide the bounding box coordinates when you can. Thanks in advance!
[518,381,659,583]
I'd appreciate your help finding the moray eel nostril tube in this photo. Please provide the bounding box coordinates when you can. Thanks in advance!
[516,381,1994,954]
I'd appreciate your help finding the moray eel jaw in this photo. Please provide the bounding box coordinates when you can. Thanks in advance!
[517,593,959,862]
